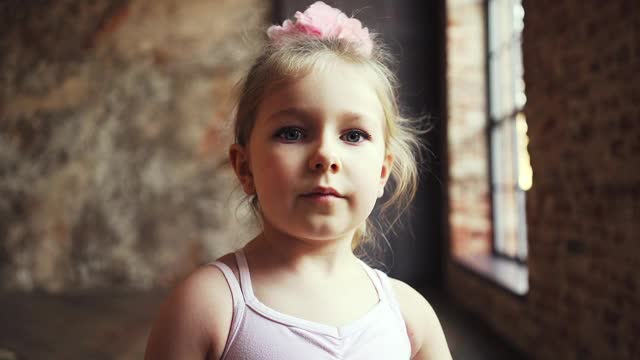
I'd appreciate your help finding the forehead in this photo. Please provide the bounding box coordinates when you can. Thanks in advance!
[256,62,385,126]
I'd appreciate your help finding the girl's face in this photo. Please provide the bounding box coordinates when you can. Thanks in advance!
[232,63,392,243]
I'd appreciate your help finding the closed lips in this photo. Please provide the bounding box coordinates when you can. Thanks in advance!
[302,188,343,197]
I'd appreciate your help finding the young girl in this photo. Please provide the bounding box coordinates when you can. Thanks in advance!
[145,2,451,359]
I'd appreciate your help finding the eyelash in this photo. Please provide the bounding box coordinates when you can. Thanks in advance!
[342,129,371,143]
[274,127,371,143]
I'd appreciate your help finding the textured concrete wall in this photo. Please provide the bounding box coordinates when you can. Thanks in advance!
[0,0,267,292]
[446,0,639,359]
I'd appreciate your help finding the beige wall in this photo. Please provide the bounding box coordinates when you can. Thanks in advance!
[0,0,266,292]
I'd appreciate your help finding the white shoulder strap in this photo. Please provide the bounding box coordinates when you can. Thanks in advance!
[208,261,246,359]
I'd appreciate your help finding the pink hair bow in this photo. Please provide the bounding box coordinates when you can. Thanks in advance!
[267,1,373,57]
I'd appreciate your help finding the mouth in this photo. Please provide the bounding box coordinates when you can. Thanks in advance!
[301,187,344,198]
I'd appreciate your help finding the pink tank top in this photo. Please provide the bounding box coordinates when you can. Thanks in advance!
[209,249,412,359]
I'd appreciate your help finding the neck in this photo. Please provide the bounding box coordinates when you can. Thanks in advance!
[244,219,359,276]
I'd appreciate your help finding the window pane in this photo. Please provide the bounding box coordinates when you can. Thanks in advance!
[513,35,526,108]
[516,189,528,259]
[491,119,519,258]
[488,0,530,262]
[488,0,501,53]
[491,120,516,190]
[493,188,519,257]
[498,47,515,118]
[489,54,502,119]
[513,0,524,33]
[499,0,514,51]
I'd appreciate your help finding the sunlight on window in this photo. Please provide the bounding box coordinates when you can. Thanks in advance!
[516,113,532,191]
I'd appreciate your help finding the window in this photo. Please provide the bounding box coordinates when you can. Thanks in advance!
[487,0,531,262]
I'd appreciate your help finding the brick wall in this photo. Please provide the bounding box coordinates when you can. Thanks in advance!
[0,0,266,292]
[446,0,639,359]
[446,0,492,259]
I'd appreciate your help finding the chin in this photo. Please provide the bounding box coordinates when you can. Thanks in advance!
[288,222,355,243]
[265,213,357,242]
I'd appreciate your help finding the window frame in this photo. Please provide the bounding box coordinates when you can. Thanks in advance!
[485,0,529,264]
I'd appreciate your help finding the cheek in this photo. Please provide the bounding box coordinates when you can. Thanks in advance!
[348,146,385,178]
[251,146,305,191]
[346,150,385,199]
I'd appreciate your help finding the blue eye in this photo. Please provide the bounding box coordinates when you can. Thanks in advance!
[275,127,304,142]
[341,129,370,143]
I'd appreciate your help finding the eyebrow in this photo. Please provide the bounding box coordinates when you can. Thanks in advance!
[266,107,373,124]
[267,107,314,122]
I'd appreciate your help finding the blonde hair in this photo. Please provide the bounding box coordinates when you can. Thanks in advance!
[233,35,426,261]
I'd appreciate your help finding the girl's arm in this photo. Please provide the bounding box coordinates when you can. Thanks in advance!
[144,266,233,360]
[391,279,453,360]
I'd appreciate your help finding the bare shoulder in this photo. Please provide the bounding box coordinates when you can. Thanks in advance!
[144,254,236,360]
[389,278,452,360]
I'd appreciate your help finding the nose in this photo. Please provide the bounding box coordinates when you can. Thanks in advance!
[309,136,341,173]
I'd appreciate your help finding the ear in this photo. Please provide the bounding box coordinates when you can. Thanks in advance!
[229,143,255,195]
[378,153,393,198]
